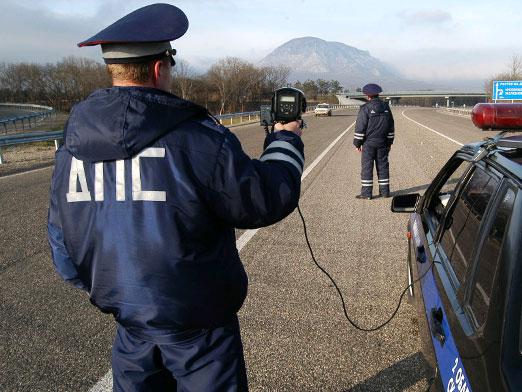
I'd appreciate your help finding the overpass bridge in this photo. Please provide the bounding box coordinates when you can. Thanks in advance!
[336,91,488,107]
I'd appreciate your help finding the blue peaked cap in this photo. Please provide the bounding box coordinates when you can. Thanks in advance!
[78,3,188,47]
[362,83,383,96]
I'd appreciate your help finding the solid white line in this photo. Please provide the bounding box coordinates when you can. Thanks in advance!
[402,110,464,146]
[236,228,259,252]
[0,165,52,180]
[237,120,356,253]
[89,120,356,391]
[89,373,112,392]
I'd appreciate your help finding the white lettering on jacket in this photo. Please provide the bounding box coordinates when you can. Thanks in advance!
[66,147,166,202]
[66,157,92,202]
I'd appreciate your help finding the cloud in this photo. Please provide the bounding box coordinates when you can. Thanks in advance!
[376,46,510,83]
[0,0,163,63]
[398,9,453,25]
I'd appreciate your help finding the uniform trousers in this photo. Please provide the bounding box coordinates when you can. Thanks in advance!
[360,145,390,197]
[112,316,248,392]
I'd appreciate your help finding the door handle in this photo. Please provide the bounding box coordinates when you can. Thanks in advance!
[430,307,446,346]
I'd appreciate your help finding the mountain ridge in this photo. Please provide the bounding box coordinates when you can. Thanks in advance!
[259,37,429,90]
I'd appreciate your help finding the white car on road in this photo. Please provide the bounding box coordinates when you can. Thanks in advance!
[314,103,332,116]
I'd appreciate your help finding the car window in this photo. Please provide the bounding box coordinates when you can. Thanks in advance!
[470,188,516,328]
[428,159,469,230]
[439,167,499,284]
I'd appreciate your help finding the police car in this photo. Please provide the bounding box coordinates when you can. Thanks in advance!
[391,103,522,391]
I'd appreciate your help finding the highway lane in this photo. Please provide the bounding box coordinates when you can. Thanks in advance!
[0,107,493,391]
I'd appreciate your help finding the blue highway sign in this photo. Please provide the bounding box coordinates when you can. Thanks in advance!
[493,80,522,100]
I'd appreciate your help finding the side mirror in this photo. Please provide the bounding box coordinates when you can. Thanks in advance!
[391,193,420,213]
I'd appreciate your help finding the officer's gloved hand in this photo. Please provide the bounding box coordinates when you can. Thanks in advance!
[274,120,303,137]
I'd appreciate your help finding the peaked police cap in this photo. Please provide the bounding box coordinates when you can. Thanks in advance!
[362,83,383,96]
[77,3,188,64]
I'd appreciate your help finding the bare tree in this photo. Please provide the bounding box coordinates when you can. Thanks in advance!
[262,65,290,92]
[207,58,235,114]
[172,59,196,100]
[508,54,522,79]
[233,63,263,112]
[484,53,522,98]
[207,57,261,114]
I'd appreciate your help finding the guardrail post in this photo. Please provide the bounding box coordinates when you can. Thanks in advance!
[0,147,3,165]
[54,139,59,150]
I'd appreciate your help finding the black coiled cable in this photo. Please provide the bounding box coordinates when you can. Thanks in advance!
[296,204,436,332]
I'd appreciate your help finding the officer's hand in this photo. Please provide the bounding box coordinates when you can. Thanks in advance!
[356,146,362,153]
[274,120,303,137]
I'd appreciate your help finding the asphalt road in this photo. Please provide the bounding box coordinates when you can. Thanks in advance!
[0,107,490,391]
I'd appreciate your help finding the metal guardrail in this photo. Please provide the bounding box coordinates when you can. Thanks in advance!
[327,104,361,109]
[215,111,259,120]
[215,111,260,126]
[0,130,63,165]
[0,103,55,133]
[437,107,473,116]
[0,103,53,111]
[0,112,56,133]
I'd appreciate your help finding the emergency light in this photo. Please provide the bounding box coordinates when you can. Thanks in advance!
[472,103,522,130]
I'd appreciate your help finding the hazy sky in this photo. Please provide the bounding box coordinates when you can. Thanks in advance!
[1,0,521,86]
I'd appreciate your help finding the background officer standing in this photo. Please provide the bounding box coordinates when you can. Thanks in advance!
[353,83,395,199]
[47,4,304,391]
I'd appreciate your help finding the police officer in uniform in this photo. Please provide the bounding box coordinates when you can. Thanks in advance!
[47,4,304,391]
[353,83,395,199]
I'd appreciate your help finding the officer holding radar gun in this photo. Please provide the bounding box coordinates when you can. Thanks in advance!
[47,3,304,391]
[353,83,395,199]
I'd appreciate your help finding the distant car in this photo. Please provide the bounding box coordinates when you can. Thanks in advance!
[314,103,332,116]
[391,103,522,391]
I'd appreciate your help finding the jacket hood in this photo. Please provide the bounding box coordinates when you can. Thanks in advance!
[65,87,208,162]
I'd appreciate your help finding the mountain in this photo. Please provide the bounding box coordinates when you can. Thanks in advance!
[259,37,428,91]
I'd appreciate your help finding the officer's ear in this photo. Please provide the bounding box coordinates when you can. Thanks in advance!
[152,60,163,82]
[152,59,171,90]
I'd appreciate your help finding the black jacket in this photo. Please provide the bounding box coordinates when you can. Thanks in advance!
[353,97,395,148]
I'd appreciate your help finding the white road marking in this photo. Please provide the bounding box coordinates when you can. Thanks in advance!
[402,110,464,146]
[89,121,356,391]
[0,165,52,180]
[89,374,112,392]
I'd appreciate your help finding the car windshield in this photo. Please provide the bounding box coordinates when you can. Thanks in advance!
[317,104,329,108]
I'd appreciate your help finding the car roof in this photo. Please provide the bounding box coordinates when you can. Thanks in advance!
[460,135,522,183]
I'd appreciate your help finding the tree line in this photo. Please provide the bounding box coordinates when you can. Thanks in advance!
[0,57,110,111]
[0,56,343,114]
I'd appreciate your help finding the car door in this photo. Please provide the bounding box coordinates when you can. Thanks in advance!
[411,155,473,390]
[461,183,518,390]
[425,163,504,392]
